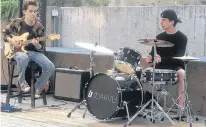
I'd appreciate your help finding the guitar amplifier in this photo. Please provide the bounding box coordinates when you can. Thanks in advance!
[54,68,90,102]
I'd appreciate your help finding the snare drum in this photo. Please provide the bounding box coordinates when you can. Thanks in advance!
[115,47,141,74]
[141,68,178,85]
[85,73,143,120]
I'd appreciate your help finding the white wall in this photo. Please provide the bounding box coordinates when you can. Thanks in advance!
[46,5,206,57]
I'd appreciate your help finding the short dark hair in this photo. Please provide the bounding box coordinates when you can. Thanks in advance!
[23,1,37,10]
[161,9,182,27]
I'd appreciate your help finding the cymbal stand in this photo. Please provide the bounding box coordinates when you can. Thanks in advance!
[89,51,96,77]
[124,42,175,127]
[113,52,118,70]
[166,60,198,126]
[67,50,96,118]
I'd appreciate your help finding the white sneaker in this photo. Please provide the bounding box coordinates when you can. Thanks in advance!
[20,81,30,92]
[35,89,41,99]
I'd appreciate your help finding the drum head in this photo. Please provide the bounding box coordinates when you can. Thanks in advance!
[115,60,135,74]
[115,47,141,74]
[85,73,121,119]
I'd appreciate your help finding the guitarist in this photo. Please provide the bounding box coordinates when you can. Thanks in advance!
[2,1,55,98]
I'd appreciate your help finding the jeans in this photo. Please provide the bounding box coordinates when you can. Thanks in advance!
[13,51,55,90]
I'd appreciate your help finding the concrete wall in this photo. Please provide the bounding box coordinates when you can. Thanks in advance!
[46,0,203,7]
[46,6,206,57]
[109,0,202,6]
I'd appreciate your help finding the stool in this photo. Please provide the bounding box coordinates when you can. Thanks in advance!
[5,59,47,108]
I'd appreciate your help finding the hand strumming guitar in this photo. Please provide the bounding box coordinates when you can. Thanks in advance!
[30,38,42,50]
[7,37,21,49]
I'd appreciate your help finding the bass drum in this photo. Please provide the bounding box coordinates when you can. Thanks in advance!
[85,73,143,120]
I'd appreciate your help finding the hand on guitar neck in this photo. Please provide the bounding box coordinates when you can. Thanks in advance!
[30,38,42,50]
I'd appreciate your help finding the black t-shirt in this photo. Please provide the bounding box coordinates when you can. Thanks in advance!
[19,21,40,52]
[149,31,187,70]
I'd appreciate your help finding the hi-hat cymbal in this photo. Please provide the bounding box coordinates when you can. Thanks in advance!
[173,56,198,60]
[75,42,114,54]
[137,39,174,47]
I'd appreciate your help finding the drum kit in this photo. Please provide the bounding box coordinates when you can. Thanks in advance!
[67,40,199,127]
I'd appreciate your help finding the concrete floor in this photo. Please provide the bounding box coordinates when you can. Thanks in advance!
[1,93,206,127]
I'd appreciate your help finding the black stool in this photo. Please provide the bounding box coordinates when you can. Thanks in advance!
[5,59,47,108]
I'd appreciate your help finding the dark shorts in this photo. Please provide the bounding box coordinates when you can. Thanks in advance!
[155,58,185,71]
[155,64,184,71]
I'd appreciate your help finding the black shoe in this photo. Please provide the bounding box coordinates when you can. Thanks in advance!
[173,115,186,121]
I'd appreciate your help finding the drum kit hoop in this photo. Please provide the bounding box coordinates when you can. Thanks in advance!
[67,40,199,126]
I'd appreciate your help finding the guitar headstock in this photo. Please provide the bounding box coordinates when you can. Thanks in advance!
[47,34,61,40]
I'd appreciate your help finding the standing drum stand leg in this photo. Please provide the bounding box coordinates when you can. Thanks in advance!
[167,60,198,125]
[124,43,175,127]
[67,51,96,118]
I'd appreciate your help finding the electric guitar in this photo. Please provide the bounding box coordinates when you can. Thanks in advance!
[4,32,60,59]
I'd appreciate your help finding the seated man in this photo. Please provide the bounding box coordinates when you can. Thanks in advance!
[145,9,187,111]
[2,1,55,98]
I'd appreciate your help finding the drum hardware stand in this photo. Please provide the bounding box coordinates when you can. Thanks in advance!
[123,42,175,127]
[166,60,198,126]
[89,51,96,77]
[123,101,132,122]
[107,52,118,77]
[156,79,177,109]
[156,83,169,109]
[67,49,97,118]
[113,52,118,70]
[153,81,178,121]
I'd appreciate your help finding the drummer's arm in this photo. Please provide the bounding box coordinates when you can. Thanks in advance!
[176,36,187,56]
[145,47,154,63]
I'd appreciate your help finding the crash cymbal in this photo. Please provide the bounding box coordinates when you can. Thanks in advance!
[173,56,198,60]
[75,42,114,54]
[137,39,174,47]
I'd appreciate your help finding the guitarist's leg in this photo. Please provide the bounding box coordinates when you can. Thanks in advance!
[27,51,55,98]
[13,52,30,92]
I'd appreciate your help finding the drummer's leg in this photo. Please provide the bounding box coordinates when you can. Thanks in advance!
[176,68,185,107]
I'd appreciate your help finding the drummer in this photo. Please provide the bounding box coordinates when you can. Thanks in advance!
[145,9,187,113]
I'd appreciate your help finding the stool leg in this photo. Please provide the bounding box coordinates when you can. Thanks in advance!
[42,90,47,105]
[5,63,14,105]
[31,66,35,108]
[17,81,22,103]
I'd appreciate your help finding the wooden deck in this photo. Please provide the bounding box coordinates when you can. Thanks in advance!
[1,93,205,127]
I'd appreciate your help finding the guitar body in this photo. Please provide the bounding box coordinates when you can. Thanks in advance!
[4,43,14,59]
[3,32,60,59]
[4,32,29,59]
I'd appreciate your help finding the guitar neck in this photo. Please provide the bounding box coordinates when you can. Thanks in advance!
[22,36,47,45]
